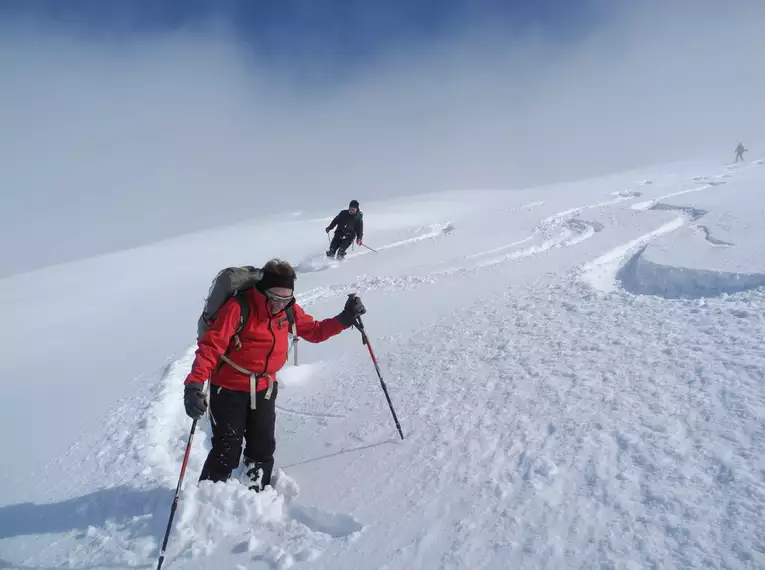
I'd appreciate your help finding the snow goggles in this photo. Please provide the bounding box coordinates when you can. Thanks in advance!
[265,290,294,304]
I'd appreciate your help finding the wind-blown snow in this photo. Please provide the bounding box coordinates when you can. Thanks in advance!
[1,157,764,569]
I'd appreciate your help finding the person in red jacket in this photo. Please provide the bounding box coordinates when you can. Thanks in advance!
[183,259,366,491]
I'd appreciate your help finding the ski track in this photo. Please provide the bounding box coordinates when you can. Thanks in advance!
[346,222,455,259]
[275,405,347,421]
[475,221,594,269]
[465,236,534,259]
[296,222,455,273]
[467,193,633,267]
[631,183,716,211]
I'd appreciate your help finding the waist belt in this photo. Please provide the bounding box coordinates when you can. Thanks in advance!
[220,354,274,410]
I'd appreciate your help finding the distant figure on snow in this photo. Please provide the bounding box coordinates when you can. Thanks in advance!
[735,142,747,162]
[325,200,364,259]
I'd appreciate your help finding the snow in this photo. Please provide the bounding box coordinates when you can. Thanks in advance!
[2,157,765,569]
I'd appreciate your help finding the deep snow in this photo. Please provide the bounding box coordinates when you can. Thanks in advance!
[1,157,764,569]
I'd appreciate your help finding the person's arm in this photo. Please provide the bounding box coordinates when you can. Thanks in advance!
[293,303,348,343]
[326,212,341,232]
[185,300,240,384]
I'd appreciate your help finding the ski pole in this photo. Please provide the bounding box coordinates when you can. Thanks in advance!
[156,384,206,570]
[349,298,404,440]
[361,243,378,253]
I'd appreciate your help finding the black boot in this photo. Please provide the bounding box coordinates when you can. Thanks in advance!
[243,457,274,492]
[199,461,232,483]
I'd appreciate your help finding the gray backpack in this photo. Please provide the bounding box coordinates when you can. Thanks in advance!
[196,266,295,344]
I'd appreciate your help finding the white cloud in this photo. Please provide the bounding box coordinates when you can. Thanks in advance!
[1,0,763,275]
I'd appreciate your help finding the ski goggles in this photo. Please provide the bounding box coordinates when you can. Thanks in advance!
[265,290,294,304]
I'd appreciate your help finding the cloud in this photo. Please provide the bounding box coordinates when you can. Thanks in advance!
[1,0,763,275]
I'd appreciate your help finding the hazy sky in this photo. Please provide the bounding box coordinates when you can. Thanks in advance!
[1,0,763,275]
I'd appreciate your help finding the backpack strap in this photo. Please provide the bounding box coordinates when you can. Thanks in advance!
[231,292,251,350]
[286,305,295,329]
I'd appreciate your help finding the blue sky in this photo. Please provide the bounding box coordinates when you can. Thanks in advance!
[1,0,605,83]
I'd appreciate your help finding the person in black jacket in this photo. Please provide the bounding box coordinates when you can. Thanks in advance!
[325,200,364,259]
[735,142,747,162]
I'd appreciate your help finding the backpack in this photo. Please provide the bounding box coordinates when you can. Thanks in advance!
[196,266,295,346]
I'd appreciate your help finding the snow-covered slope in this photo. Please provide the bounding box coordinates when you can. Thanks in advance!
[1,157,764,569]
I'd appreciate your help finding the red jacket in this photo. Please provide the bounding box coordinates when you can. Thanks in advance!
[185,288,347,392]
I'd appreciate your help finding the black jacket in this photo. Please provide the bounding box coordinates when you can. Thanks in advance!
[328,209,363,239]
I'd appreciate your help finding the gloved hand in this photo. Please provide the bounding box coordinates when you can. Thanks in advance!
[325,227,331,234]
[338,295,366,327]
[356,239,363,246]
[184,382,208,420]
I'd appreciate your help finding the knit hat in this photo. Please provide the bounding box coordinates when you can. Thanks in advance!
[349,200,360,209]
[258,270,295,291]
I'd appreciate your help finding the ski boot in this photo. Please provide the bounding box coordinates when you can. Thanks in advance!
[243,458,274,492]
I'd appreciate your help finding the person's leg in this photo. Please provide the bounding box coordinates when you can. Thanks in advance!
[198,386,249,483]
[327,234,342,257]
[336,235,354,259]
[242,383,279,490]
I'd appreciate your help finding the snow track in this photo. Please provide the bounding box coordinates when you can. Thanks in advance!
[631,186,710,211]
[468,194,629,267]
[296,222,456,273]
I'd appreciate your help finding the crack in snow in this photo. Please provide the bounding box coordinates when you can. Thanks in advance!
[649,202,708,221]
[697,225,735,247]
[617,249,765,299]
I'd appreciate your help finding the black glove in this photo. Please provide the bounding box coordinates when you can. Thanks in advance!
[325,227,331,233]
[338,295,366,327]
[184,382,208,420]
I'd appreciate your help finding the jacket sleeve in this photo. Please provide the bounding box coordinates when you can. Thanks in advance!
[185,299,241,385]
[355,213,363,240]
[293,303,347,343]
[327,213,340,231]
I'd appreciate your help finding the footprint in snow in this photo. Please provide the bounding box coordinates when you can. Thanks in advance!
[272,469,363,538]
[289,505,364,538]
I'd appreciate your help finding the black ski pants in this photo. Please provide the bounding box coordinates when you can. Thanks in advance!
[328,232,354,258]
[199,383,278,483]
